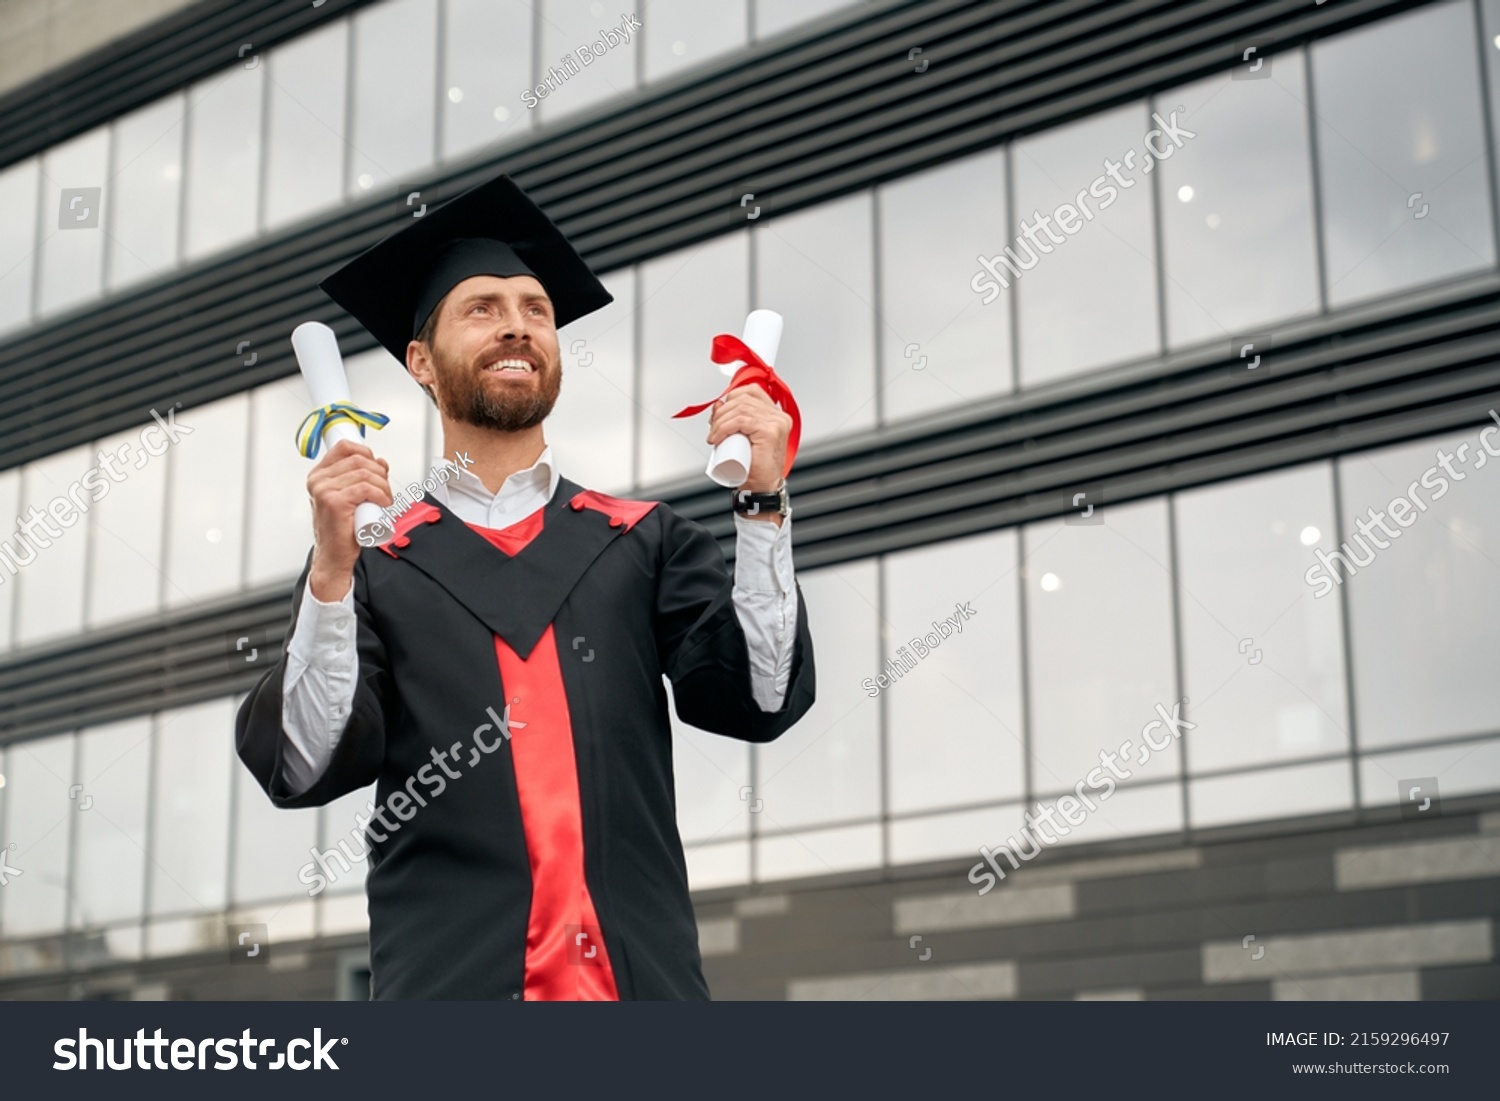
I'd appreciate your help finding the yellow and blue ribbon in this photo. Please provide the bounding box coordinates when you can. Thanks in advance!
[295,402,390,459]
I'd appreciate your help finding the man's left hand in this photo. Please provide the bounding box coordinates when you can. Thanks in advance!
[707,385,792,519]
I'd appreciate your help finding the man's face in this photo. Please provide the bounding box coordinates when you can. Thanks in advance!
[407,274,562,432]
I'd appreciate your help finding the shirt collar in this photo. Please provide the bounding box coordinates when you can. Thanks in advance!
[425,443,559,507]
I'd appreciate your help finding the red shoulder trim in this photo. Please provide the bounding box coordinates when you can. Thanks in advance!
[378,500,443,558]
[567,489,659,532]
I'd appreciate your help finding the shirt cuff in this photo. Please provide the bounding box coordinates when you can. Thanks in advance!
[732,510,793,596]
[288,581,358,670]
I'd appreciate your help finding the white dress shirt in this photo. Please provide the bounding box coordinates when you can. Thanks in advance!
[279,445,797,796]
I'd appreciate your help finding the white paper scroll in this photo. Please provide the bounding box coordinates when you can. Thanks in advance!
[290,321,393,547]
[706,309,783,488]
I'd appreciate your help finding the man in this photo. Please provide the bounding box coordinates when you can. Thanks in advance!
[235,174,816,1000]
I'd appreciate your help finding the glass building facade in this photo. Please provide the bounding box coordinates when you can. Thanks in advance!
[1,0,1497,998]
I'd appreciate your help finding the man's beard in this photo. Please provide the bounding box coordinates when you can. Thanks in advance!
[429,341,561,432]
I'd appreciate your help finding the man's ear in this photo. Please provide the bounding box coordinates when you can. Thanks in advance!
[406,339,434,388]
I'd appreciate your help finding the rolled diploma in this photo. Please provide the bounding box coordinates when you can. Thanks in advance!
[706,309,783,487]
[290,321,393,547]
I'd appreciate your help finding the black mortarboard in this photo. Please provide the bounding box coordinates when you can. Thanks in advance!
[319,174,613,364]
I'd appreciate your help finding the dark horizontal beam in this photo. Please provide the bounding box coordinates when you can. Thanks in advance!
[1,269,1495,747]
[0,0,1431,472]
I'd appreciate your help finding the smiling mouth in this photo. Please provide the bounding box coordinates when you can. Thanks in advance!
[482,357,536,374]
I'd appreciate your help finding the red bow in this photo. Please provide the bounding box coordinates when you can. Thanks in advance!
[671,334,802,480]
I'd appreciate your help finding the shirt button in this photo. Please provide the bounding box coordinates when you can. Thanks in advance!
[334,640,346,653]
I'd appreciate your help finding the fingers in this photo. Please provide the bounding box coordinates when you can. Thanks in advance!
[707,401,793,446]
[318,469,396,507]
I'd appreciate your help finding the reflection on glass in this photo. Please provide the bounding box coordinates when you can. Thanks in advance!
[150,699,234,916]
[755,561,880,829]
[247,376,316,587]
[644,0,746,82]
[755,0,859,39]
[1339,432,1500,747]
[15,444,92,647]
[233,755,318,905]
[37,127,108,317]
[107,93,184,291]
[546,269,635,492]
[536,0,639,124]
[1175,464,1349,772]
[1013,103,1159,387]
[72,718,151,930]
[0,733,74,936]
[1024,501,1178,793]
[880,150,1011,420]
[0,157,38,335]
[1157,57,1319,348]
[442,0,532,160]
[264,20,348,231]
[755,192,876,443]
[184,65,262,261]
[348,0,437,198]
[87,424,168,628]
[1312,0,1494,307]
[639,232,748,485]
[885,530,1024,814]
[164,394,248,608]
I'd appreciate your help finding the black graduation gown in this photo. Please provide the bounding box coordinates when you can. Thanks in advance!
[234,476,816,999]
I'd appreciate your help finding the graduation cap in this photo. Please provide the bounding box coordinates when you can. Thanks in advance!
[319,174,613,364]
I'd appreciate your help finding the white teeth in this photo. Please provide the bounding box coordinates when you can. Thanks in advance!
[484,358,534,373]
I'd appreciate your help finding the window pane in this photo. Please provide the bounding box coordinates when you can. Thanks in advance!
[755,560,880,829]
[164,394,248,607]
[1158,55,1319,348]
[106,93,184,291]
[1175,464,1350,773]
[0,157,39,336]
[14,444,93,648]
[319,783,378,897]
[0,733,74,937]
[442,0,532,160]
[264,19,348,231]
[247,376,316,587]
[1312,0,1494,307]
[72,718,151,930]
[645,0,746,83]
[639,232,748,485]
[546,269,634,492]
[536,1,639,124]
[37,126,108,318]
[87,423,168,628]
[349,0,437,197]
[150,699,233,916]
[885,530,1023,814]
[672,694,751,844]
[184,64,263,261]
[755,0,859,39]
[1013,103,1158,388]
[1025,500,1178,794]
[880,149,1012,421]
[1190,759,1352,829]
[755,192,876,443]
[0,467,20,652]
[1358,737,1500,809]
[756,821,880,880]
[1339,431,1500,748]
[345,346,433,494]
[233,755,318,905]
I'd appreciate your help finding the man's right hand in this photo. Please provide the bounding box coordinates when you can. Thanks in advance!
[307,439,393,602]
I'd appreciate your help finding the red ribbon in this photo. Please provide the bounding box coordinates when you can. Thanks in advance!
[671,333,801,480]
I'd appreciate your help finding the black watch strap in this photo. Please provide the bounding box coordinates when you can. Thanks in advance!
[731,483,789,516]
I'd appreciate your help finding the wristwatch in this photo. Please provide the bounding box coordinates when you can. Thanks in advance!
[731,482,789,517]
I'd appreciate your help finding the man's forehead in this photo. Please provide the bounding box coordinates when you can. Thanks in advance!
[449,273,550,302]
